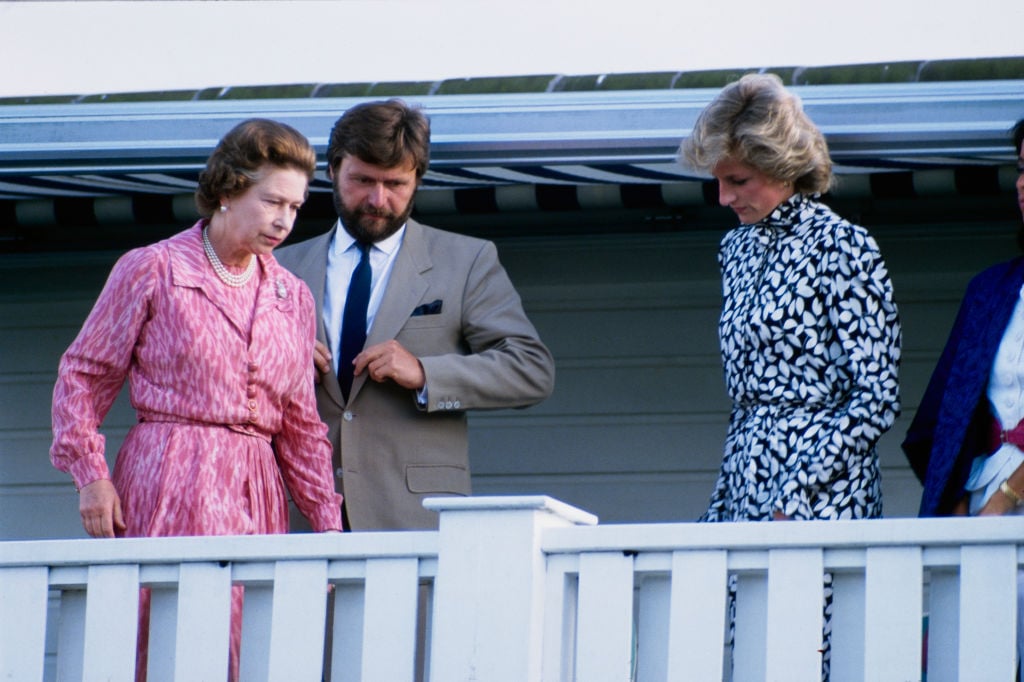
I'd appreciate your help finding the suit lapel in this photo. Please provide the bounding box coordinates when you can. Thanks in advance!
[281,229,347,409]
[969,261,1024,373]
[943,260,1024,442]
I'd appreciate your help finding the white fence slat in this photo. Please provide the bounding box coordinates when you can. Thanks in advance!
[828,571,865,682]
[864,546,923,682]
[959,544,1017,681]
[147,585,178,682]
[0,565,49,681]
[733,572,768,681]
[925,569,959,682]
[267,560,329,682]
[56,589,87,682]
[634,575,670,681]
[239,583,274,682]
[575,552,635,682]
[172,561,233,682]
[421,581,434,682]
[765,548,824,681]
[360,558,421,681]
[666,550,728,681]
[541,557,577,682]
[331,582,365,682]
[82,563,140,682]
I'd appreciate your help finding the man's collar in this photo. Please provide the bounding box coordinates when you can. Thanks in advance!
[330,219,407,256]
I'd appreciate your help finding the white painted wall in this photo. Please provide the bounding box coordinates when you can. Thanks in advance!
[1,217,1016,539]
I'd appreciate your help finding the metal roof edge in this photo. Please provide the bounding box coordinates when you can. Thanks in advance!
[1,78,1020,176]
[1,56,1021,106]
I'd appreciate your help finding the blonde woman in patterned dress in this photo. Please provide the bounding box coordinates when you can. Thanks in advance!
[679,73,902,678]
[50,119,343,680]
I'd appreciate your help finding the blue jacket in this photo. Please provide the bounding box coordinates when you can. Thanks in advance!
[903,257,1024,516]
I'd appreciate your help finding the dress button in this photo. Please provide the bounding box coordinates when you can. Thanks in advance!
[248,362,259,373]
[248,413,259,423]
[248,400,258,409]
[247,387,257,398]
[343,411,353,422]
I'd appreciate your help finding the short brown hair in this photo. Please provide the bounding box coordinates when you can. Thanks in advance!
[679,73,833,195]
[195,118,316,217]
[326,99,430,180]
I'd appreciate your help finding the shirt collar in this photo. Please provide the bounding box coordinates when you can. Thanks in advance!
[330,219,406,257]
[753,192,807,230]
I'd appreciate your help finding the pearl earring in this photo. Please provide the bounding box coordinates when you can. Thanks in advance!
[219,205,228,213]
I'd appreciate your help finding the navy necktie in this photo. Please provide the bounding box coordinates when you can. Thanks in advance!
[339,243,371,402]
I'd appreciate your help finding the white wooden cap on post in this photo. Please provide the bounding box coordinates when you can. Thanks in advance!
[424,495,597,682]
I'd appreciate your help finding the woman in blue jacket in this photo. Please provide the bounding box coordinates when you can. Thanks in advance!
[903,116,1024,678]
[903,117,1024,518]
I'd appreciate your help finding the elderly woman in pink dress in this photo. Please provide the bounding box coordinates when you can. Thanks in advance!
[50,118,343,680]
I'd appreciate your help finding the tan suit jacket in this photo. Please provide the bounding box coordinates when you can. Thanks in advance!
[276,219,555,529]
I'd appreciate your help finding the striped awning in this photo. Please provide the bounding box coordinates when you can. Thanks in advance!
[1,79,1021,203]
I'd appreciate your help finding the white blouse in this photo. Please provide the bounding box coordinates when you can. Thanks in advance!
[966,283,1024,514]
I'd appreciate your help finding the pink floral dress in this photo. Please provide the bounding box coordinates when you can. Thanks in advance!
[51,222,342,678]
[52,221,341,533]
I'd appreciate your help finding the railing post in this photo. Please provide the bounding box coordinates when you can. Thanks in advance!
[424,495,597,682]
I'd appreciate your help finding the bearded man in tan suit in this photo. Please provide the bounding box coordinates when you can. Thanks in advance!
[276,99,555,530]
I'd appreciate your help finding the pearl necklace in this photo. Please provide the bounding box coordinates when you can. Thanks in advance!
[202,227,256,287]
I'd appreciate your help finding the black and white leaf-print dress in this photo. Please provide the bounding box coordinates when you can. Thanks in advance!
[703,194,901,522]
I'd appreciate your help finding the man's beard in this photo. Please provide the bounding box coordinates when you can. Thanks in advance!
[334,190,412,244]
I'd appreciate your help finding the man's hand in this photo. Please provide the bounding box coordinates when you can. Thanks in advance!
[312,340,332,382]
[79,479,126,538]
[354,340,425,390]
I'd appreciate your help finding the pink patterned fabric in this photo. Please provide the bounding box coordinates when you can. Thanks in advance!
[51,222,342,679]
[51,221,342,533]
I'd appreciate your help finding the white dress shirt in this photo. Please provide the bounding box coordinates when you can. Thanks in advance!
[322,220,405,376]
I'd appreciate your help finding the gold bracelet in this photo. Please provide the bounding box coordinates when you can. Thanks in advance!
[999,479,1024,507]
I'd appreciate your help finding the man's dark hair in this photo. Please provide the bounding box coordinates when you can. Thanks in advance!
[326,99,430,180]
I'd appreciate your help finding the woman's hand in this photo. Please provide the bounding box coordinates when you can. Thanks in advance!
[978,489,1017,516]
[312,340,332,382]
[79,479,126,538]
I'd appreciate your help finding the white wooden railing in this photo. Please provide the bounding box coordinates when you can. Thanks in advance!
[2,496,1022,681]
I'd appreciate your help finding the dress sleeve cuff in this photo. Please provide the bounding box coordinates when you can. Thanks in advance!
[68,456,111,492]
[306,494,344,532]
[966,445,1024,514]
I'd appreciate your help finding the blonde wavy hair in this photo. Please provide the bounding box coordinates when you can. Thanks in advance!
[679,73,833,195]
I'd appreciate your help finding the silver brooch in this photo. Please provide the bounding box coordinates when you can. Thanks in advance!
[275,278,288,299]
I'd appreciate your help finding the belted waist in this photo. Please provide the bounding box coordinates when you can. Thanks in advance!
[990,416,1024,451]
[137,413,272,442]
[734,398,836,411]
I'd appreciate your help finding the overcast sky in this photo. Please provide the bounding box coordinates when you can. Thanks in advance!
[0,0,1021,98]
